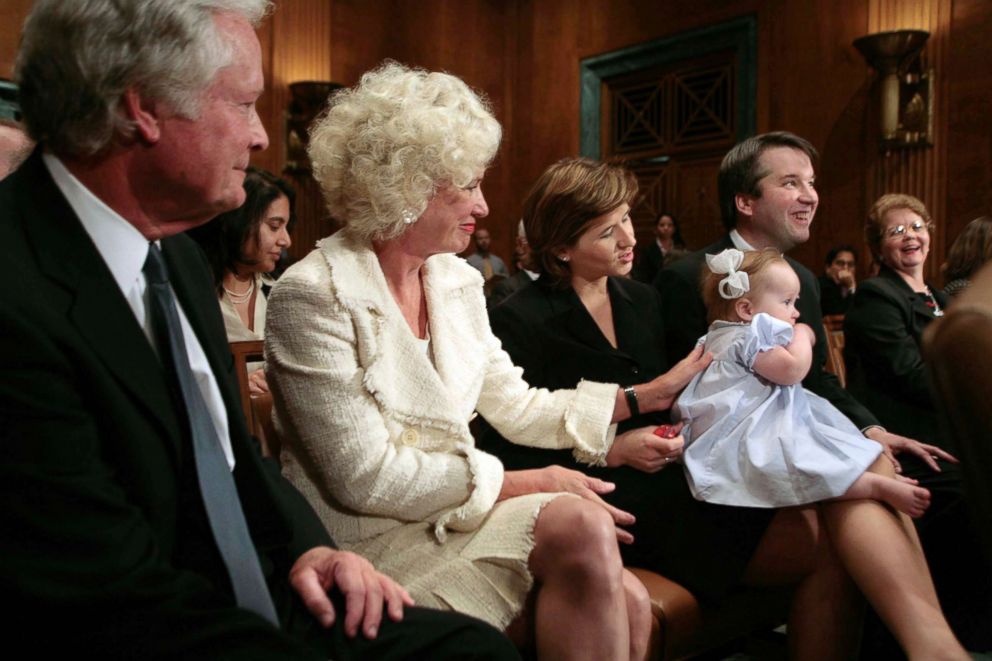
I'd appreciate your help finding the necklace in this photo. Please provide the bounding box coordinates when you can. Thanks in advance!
[223,277,255,304]
[924,286,944,317]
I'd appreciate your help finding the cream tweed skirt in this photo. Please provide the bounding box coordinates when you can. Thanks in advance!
[346,492,570,630]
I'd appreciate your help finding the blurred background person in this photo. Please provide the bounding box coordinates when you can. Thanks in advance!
[632,210,685,283]
[819,244,858,315]
[942,215,992,298]
[189,167,294,394]
[467,226,509,282]
[488,219,539,308]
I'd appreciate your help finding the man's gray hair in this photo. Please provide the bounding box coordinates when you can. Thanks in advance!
[15,0,271,158]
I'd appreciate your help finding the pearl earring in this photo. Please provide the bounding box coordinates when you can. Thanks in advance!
[401,209,417,225]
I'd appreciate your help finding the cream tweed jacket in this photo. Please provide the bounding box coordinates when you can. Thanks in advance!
[265,229,619,547]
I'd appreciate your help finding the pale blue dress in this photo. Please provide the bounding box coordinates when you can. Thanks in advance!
[673,313,883,507]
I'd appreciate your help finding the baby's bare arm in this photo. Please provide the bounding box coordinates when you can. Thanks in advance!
[752,323,815,385]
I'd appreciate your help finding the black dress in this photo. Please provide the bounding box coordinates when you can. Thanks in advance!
[483,275,774,603]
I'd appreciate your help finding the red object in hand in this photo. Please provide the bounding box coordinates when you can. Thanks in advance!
[653,424,678,439]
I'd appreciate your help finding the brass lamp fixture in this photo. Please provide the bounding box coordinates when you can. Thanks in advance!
[285,81,342,173]
[853,30,933,150]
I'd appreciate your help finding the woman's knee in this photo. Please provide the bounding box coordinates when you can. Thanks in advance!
[532,497,621,576]
[743,505,824,585]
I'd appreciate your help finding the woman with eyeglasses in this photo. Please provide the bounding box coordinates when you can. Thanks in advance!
[843,194,951,453]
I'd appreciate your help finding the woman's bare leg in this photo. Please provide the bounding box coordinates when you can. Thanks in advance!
[507,497,641,660]
[822,460,966,660]
[622,569,652,661]
[742,505,863,660]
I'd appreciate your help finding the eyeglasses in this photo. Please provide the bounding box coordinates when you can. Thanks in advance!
[884,220,930,239]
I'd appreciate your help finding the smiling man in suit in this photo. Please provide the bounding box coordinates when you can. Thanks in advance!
[0,1,518,659]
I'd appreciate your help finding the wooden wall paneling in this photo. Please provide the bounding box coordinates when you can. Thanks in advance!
[760,0,871,273]
[863,0,950,280]
[945,0,992,280]
[0,0,33,80]
[253,0,335,261]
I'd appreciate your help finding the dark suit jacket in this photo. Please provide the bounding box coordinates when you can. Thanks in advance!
[818,274,853,316]
[486,270,534,309]
[488,275,670,449]
[843,266,948,448]
[0,153,329,659]
[654,235,878,429]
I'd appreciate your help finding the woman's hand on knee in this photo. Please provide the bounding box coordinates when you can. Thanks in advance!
[606,424,684,472]
[501,467,636,542]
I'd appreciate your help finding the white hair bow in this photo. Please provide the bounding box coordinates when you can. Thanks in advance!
[705,249,750,299]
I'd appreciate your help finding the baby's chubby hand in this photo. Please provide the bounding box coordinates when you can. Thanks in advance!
[794,322,817,347]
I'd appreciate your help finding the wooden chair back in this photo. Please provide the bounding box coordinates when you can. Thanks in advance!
[822,314,847,388]
[229,340,278,458]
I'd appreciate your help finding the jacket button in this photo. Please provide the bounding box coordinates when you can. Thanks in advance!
[631,367,639,375]
[401,429,419,446]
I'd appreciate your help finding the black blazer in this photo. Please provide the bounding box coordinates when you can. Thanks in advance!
[0,153,329,659]
[654,235,879,429]
[487,275,669,463]
[843,266,948,447]
[818,275,854,315]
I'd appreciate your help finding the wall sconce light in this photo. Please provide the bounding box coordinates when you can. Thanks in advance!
[853,30,933,150]
[285,81,342,173]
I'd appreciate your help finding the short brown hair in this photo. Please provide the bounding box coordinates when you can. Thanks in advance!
[865,193,933,260]
[718,131,818,231]
[702,248,788,323]
[943,215,992,282]
[523,157,638,288]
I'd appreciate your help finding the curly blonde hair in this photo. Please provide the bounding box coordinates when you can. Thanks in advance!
[307,61,502,241]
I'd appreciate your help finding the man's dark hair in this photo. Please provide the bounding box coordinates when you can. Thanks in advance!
[717,131,818,231]
[825,244,857,266]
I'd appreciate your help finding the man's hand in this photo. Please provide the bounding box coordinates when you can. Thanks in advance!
[606,424,684,473]
[289,547,414,639]
[863,427,959,473]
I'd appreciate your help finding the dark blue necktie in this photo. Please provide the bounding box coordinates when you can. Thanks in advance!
[143,243,279,626]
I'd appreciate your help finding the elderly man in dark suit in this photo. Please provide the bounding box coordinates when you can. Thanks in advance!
[655,130,989,651]
[0,1,518,659]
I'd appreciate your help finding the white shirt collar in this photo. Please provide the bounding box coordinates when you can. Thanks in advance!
[729,229,756,251]
[42,152,149,294]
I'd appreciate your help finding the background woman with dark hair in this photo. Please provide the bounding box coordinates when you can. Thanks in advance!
[942,215,992,298]
[189,167,294,393]
[631,210,686,283]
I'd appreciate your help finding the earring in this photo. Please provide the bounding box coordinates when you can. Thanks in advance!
[401,209,417,225]
[559,255,570,262]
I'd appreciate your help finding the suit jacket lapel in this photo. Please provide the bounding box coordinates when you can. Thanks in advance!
[18,152,182,454]
[609,279,644,361]
[878,266,936,330]
[540,278,637,360]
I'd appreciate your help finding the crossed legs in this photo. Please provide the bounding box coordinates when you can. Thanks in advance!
[506,497,651,660]
[742,483,967,659]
